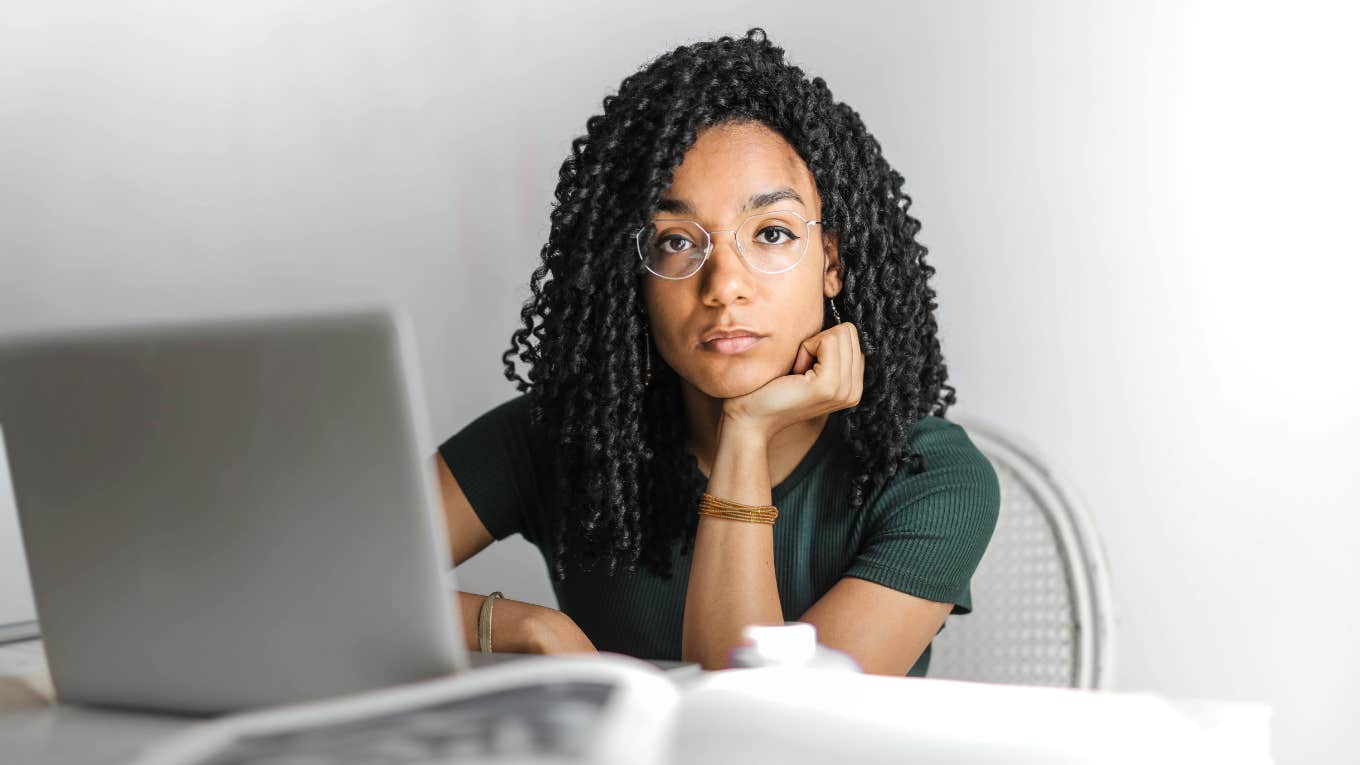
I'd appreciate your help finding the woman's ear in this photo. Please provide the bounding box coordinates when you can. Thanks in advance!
[822,230,844,297]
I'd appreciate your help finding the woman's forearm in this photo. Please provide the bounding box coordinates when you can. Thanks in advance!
[455,591,593,654]
[456,591,525,653]
[681,419,785,669]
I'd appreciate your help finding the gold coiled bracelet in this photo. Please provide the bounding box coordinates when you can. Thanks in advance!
[697,492,779,525]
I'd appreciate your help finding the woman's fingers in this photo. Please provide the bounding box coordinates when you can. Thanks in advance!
[722,321,864,435]
[849,323,863,407]
[799,323,863,411]
[811,331,839,396]
[797,331,829,381]
[839,324,852,402]
[791,340,816,375]
[829,322,862,410]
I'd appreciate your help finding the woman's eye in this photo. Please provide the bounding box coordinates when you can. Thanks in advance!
[659,235,696,254]
[756,226,798,245]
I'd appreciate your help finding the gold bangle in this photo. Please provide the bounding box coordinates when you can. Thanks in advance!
[698,509,777,524]
[697,492,779,525]
[477,591,503,653]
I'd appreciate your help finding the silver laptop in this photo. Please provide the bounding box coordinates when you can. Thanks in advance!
[0,308,474,714]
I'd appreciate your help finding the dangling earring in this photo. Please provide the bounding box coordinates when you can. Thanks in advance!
[828,296,843,325]
[642,324,652,387]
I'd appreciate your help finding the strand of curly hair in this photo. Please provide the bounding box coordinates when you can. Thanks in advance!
[500,28,955,582]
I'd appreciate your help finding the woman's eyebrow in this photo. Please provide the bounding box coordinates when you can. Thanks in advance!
[656,187,805,217]
[656,196,693,215]
[743,187,804,211]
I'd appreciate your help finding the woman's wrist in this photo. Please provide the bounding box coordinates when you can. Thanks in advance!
[458,594,544,654]
[488,599,593,654]
[524,608,597,654]
[708,416,774,506]
[717,409,776,446]
[490,598,551,653]
[522,608,564,654]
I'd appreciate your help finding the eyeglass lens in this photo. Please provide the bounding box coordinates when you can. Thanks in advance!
[637,211,812,279]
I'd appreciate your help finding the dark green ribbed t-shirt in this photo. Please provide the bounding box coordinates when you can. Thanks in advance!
[439,394,1000,677]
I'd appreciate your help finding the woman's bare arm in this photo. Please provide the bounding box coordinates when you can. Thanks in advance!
[682,324,866,669]
[434,453,495,567]
[680,421,785,669]
[433,455,595,654]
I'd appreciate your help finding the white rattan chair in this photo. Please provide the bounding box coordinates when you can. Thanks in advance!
[927,418,1117,689]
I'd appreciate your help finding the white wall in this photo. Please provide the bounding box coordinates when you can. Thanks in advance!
[1,2,1355,762]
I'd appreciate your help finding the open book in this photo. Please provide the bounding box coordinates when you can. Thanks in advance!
[128,648,1273,765]
[132,654,685,765]
[0,641,1268,765]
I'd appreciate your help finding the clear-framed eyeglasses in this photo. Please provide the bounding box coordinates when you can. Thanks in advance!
[635,209,822,280]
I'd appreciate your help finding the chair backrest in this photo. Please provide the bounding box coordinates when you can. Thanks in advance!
[927,418,1117,689]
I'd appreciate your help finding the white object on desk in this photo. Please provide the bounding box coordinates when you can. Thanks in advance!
[673,668,1273,765]
[734,622,861,671]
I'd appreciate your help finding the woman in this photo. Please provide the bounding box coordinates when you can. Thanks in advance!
[435,28,999,675]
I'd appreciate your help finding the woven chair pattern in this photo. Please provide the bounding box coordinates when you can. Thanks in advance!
[927,420,1115,689]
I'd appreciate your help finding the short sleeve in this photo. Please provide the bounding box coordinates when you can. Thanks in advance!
[437,394,554,545]
[843,416,1000,615]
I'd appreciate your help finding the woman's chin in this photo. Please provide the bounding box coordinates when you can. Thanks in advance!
[689,363,784,399]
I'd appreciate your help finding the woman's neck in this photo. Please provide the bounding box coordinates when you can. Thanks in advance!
[680,380,830,486]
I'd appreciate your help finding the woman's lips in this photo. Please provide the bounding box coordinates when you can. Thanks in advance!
[701,335,764,354]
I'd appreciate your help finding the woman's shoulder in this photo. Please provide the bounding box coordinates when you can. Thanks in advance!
[438,392,557,544]
[842,414,1002,617]
[439,393,552,470]
[459,392,548,436]
[480,391,533,421]
[862,414,1001,526]
[908,415,994,471]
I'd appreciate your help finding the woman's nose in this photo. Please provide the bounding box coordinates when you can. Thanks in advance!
[698,233,755,305]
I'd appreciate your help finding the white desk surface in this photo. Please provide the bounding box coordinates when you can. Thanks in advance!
[1,639,1274,765]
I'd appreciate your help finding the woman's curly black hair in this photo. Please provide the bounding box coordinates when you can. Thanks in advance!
[501,28,955,582]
